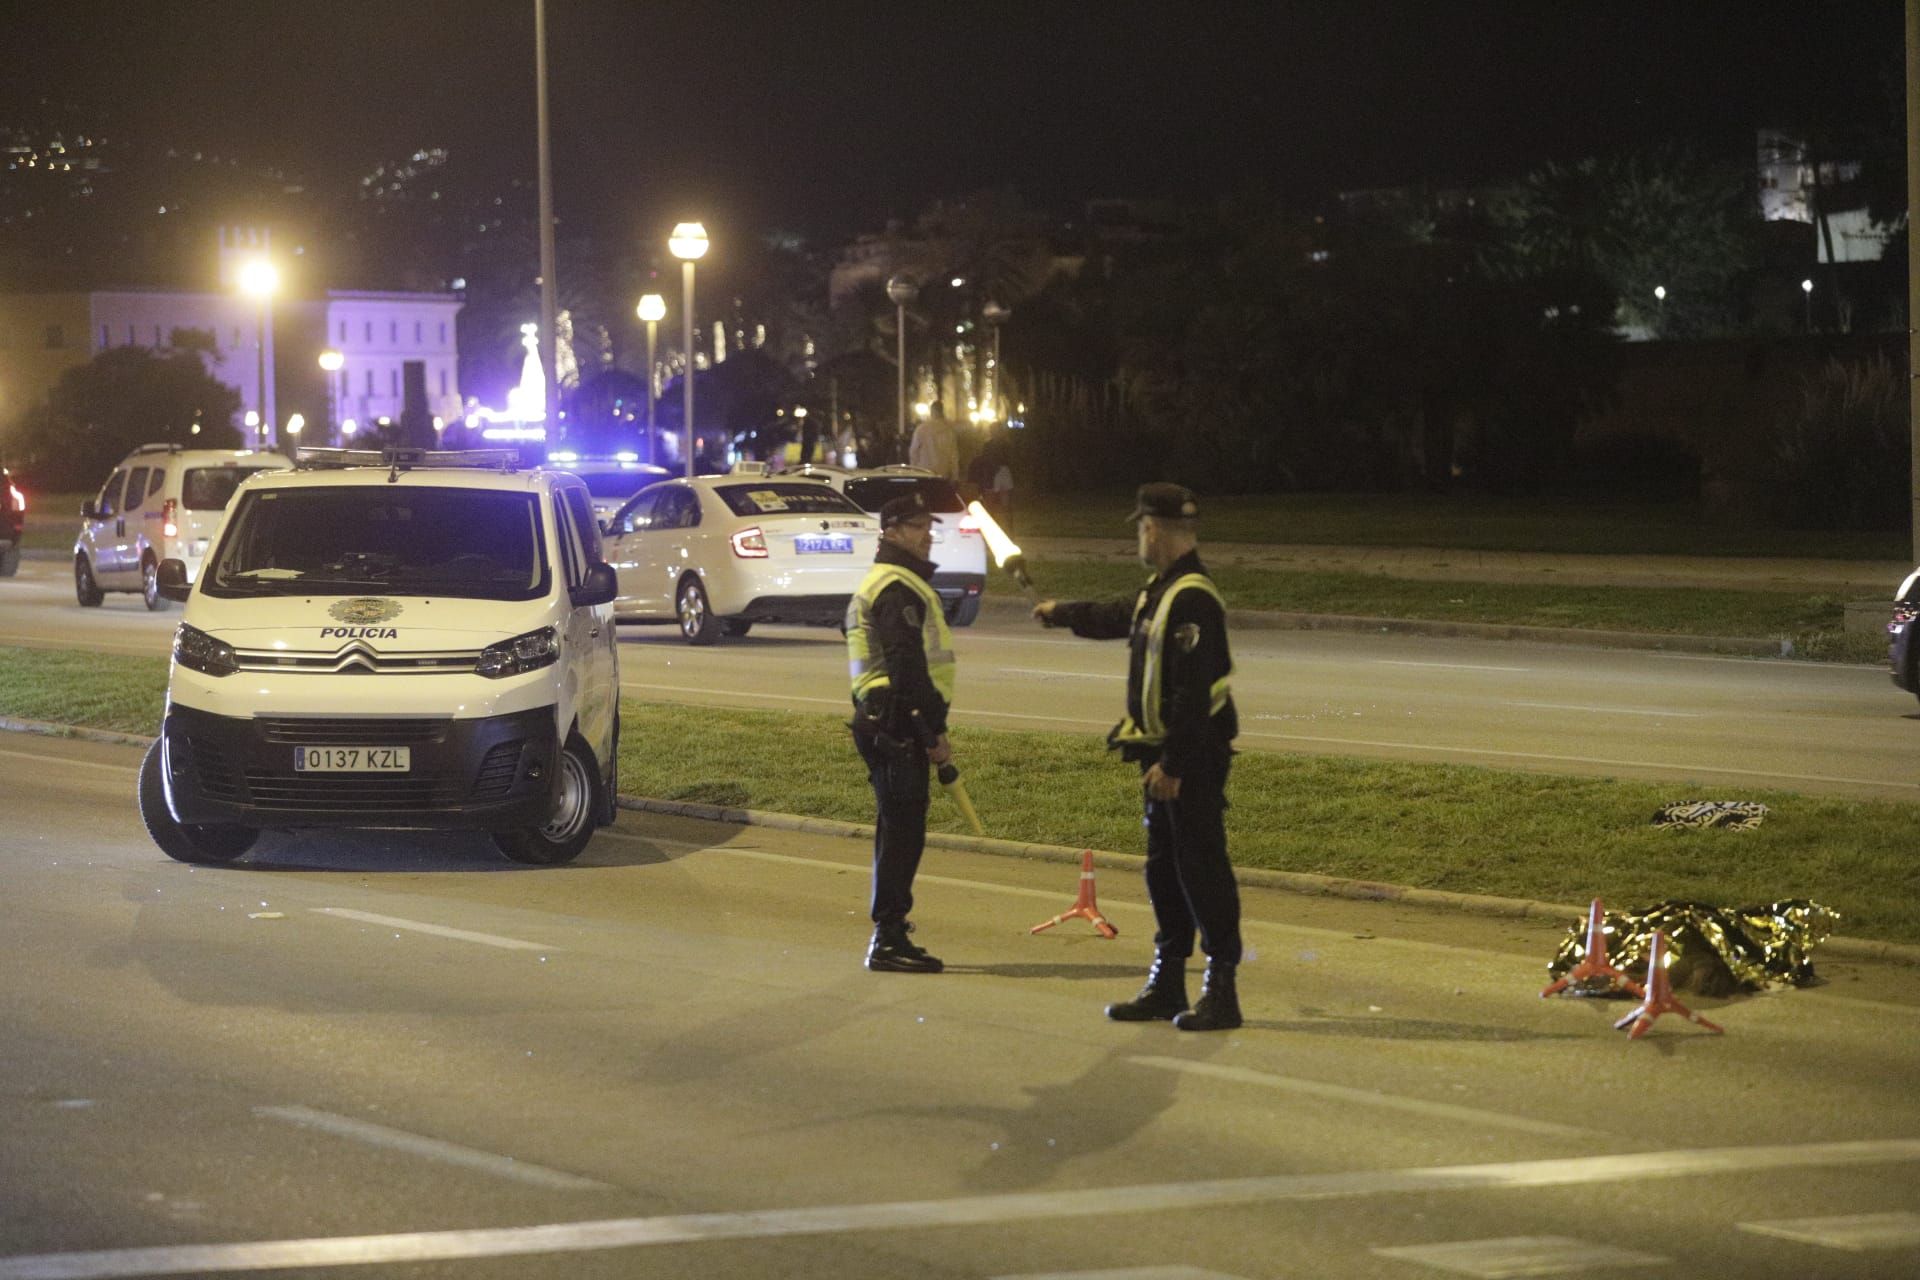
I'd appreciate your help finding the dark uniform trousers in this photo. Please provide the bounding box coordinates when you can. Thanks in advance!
[1140,751,1242,965]
[854,728,929,926]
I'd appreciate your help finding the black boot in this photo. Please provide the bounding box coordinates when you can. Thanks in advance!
[866,921,943,973]
[1106,952,1189,1021]
[1173,960,1241,1032]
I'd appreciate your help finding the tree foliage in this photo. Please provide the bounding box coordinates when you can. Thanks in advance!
[2,346,243,489]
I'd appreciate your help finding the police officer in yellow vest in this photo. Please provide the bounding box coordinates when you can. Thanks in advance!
[846,492,957,973]
[1033,483,1244,1030]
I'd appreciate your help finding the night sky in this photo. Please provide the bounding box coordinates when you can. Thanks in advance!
[3,1,1904,243]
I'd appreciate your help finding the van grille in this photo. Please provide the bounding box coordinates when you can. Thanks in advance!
[254,718,451,745]
[233,642,482,675]
[241,773,465,812]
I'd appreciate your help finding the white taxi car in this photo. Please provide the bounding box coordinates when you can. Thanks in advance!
[603,462,878,643]
[792,464,987,624]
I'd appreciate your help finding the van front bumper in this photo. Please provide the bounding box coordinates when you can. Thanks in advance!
[160,704,560,830]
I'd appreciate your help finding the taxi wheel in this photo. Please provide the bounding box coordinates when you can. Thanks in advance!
[141,555,172,611]
[75,554,104,607]
[138,740,256,865]
[493,738,599,866]
[0,546,19,577]
[948,596,981,628]
[677,577,720,645]
[720,619,753,637]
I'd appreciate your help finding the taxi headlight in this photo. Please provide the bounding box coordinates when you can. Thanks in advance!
[173,623,238,677]
[475,626,559,679]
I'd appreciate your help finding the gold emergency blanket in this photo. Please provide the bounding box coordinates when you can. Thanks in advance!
[1546,899,1839,996]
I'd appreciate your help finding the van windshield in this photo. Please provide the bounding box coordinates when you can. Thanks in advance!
[203,486,550,601]
[183,466,282,510]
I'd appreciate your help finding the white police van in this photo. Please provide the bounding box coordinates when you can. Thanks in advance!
[138,448,621,866]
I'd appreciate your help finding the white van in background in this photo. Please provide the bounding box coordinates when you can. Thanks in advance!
[140,448,621,867]
[75,444,291,610]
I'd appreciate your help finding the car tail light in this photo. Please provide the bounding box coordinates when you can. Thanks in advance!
[729,526,769,558]
[956,512,982,535]
[161,498,178,538]
[6,483,22,513]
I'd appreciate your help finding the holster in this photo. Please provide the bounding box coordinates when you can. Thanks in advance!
[849,706,915,760]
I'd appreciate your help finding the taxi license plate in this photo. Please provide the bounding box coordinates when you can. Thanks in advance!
[295,746,410,772]
[794,535,853,554]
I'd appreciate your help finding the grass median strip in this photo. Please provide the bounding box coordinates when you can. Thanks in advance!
[4,644,1914,946]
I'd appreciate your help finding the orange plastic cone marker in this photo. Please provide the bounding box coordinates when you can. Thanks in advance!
[1613,930,1725,1039]
[1541,898,1645,998]
[1030,849,1118,939]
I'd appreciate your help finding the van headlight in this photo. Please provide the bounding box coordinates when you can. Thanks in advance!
[173,623,239,677]
[475,626,559,679]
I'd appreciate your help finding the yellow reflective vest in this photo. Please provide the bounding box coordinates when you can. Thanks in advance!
[846,562,957,706]
[1110,572,1233,747]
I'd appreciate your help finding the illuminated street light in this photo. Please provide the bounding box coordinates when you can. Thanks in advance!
[318,349,343,443]
[887,273,919,445]
[237,257,279,447]
[982,300,1011,423]
[669,223,709,478]
[1802,277,1815,331]
[636,293,666,465]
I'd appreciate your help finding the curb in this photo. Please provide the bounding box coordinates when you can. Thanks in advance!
[974,595,1791,657]
[11,714,1914,968]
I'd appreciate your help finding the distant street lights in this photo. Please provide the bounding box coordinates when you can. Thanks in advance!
[237,257,280,448]
[1802,277,1815,331]
[887,273,919,445]
[982,300,1011,423]
[669,223,709,478]
[636,293,666,465]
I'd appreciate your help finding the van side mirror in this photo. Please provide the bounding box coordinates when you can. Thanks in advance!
[570,562,618,608]
[81,500,100,520]
[155,558,192,602]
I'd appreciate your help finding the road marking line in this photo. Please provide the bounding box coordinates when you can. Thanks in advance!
[1376,660,1532,672]
[1501,701,1701,719]
[993,667,1124,681]
[1735,1211,1920,1251]
[992,1268,1245,1280]
[310,908,555,952]
[1129,1057,1601,1140]
[1371,1235,1666,1276]
[1234,730,1920,792]
[620,682,1112,729]
[2,1140,1914,1279]
[253,1106,610,1191]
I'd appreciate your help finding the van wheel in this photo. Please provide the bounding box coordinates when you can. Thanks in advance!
[138,739,256,865]
[141,555,172,611]
[75,554,104,607]
[677,577,720,645]
[492,738,600,865]
[948,596,981,628]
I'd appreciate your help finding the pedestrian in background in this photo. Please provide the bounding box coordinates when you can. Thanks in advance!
[1031,483,1244,1030]
[908,407,960,481]
[989,456,1014,521]
[844,492,957,972]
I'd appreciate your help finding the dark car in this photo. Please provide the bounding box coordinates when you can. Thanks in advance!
[1891,566,1919,705]
[0,465,24,577]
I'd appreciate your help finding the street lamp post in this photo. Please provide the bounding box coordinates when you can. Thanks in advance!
[668,223,709,478]
[981,300,1011,423]
[237,257,279,449]
[1801,278,1815,331]
[318,349,343,446]
[1652,284,1666,337]
[636,293,666,466]
[887,274,918,449]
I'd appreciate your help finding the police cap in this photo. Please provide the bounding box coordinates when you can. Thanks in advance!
[1127,482,1200,523]
[879,492,941,528]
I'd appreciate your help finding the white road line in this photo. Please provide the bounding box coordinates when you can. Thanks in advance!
[1376,660,1531,672]
[620,681,1111,729]
[1736,1211,1920,1250]
[1371,1235,1667,1275]
[3,1140,1915,1279]
[993,667,1124,680]
[310,908,555,952]
[993,1268,1245,1280]
[1129,1057,1601,1140]
[1234,729,1920,792]
[1501,701,1701,719]
[253,1106,610,1191]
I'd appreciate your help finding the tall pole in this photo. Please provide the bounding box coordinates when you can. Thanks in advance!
[645,318,658,466]
[682,260,696,478]
[1907,0,1919,559]
[896,301,908,442]
[255,297,270,450]
[535,0,560,444]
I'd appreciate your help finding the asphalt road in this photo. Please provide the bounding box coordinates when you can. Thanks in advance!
[3,560,1915,803]
[3,734,1919,1280]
